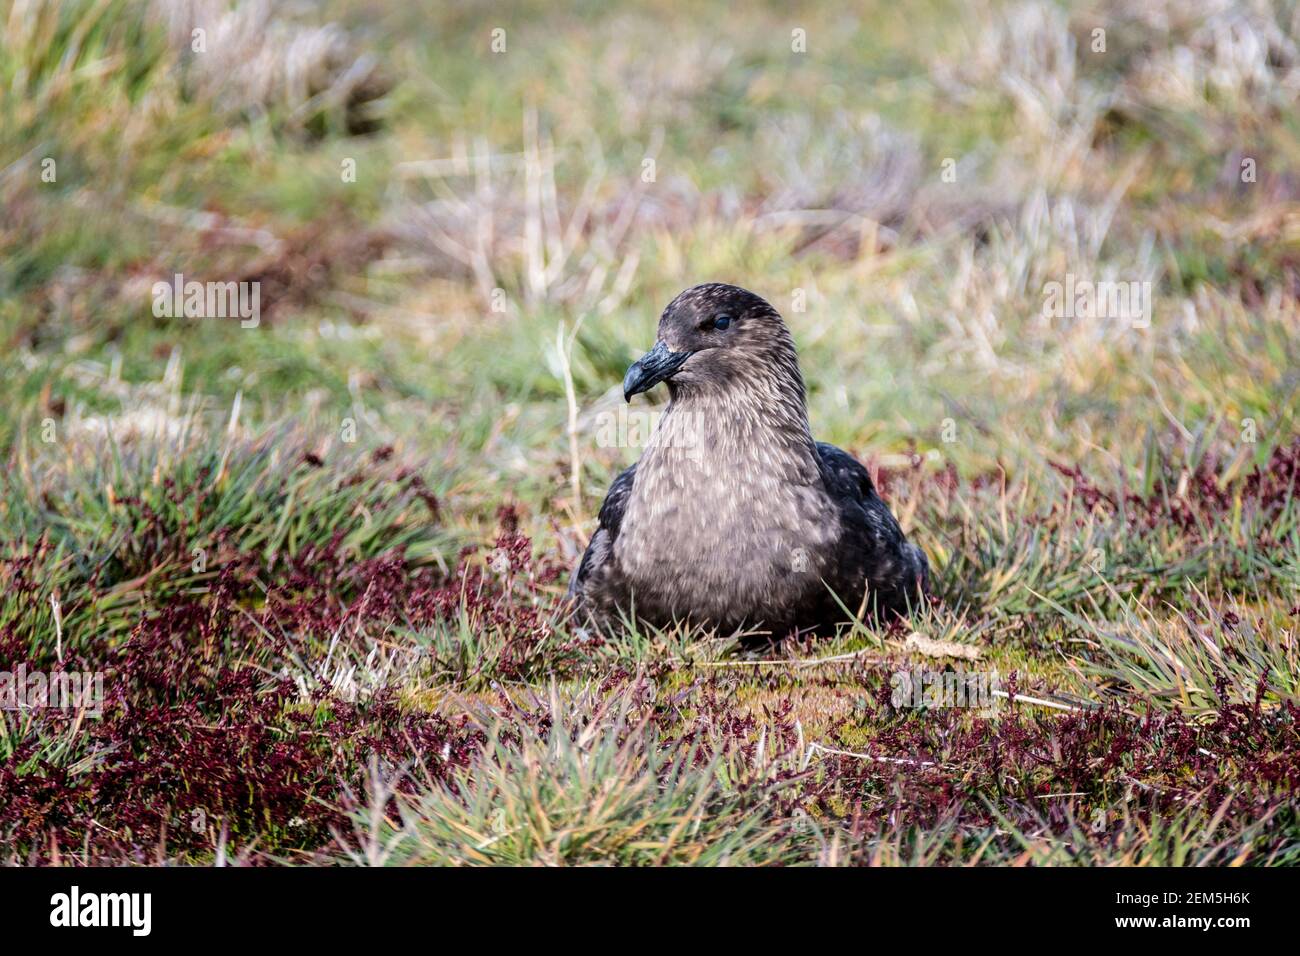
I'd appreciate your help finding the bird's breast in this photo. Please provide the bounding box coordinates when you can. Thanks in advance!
[613,420,840,627]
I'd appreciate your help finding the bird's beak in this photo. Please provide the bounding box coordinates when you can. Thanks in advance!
[623,341,693,402]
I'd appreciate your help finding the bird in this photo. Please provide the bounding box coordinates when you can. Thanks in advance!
[568,282,929,640]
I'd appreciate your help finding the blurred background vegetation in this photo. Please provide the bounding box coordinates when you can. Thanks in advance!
[5,0,1296,527]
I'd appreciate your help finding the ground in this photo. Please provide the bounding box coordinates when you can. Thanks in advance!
[0,0,1297,865]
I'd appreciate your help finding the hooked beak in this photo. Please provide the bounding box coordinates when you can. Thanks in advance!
[622,341,693,402]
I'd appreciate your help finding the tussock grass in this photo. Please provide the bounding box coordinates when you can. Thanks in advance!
[345,685,811,866]
[1,407,453,656]
[1063,588,1300,716]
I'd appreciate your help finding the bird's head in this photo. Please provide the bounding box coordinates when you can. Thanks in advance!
[623,283,801,402]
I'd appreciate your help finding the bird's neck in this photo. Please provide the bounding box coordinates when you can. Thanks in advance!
[653,353,819,472]
[616,349,840,619]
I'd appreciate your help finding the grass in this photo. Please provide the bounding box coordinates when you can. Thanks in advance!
[344,685,812,866]
[1,0,1298,865]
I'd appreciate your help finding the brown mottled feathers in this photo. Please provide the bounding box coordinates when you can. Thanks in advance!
[570,283,929,639]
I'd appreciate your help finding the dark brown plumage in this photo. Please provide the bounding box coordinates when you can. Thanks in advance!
[569,283,929,639]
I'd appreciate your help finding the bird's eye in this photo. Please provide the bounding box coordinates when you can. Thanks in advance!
[712,315,732,331]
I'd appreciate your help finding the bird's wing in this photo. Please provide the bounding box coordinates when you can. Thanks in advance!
[568,463,637,598]
[595,462,637,542]
[814,442,930,608]
[815,441,907,547]
[815,441,880,502]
